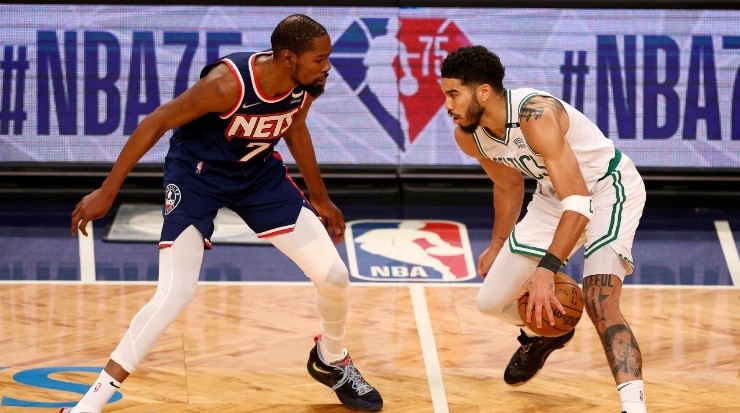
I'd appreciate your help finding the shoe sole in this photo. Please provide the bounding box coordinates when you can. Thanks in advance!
[505,334,574,387]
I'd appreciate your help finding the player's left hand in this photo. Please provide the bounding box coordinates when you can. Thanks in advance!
[311,197,345,244]
[516,268,566,329]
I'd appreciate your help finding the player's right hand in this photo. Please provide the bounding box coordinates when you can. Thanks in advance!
[71,188,116,237]
[516,268,566,329]
[477,243,502,277]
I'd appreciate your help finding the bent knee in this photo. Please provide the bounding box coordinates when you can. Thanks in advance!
[315,258,349,297]
[476,293,509,317]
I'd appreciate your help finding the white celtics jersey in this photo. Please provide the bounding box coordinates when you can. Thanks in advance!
[472,88,618,194]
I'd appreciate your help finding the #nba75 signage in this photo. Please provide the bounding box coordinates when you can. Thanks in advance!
[0,6,737,168]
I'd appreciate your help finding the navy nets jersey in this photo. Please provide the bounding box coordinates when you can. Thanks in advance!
[168,50,307,169]
[159,51,314,248]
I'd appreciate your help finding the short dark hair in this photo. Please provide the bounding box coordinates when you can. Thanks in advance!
[440,45,505,93]
[271,14,328,57]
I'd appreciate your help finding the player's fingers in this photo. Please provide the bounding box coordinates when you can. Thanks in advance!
[534,301,545,329]
[516,283,529,299]
[78,219,89,237]
[544,302,557,326]
[525,299,534,324]
[334,225,344,244]
[553,296,566,315]
[70,209,81,236]
[477,258,485,276]
[323,217,340,244]
[335,215,346,231]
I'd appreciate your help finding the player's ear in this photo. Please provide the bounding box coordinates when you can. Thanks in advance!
[282,50,297,68]
[477,83,492,102]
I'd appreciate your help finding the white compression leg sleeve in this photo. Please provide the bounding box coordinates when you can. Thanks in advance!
[270,207,349,361]
[476,247,537,326]
[110,225,204,372]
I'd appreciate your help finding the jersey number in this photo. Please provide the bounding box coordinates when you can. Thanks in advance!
[239,142,272,163]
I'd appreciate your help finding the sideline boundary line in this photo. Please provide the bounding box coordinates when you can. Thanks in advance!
[409,285,448,413]
[0,280,738,289]
[77,226,96,284]
[714,220,739,287]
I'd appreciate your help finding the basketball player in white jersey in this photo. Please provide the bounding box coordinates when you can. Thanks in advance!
[440,45,647,413]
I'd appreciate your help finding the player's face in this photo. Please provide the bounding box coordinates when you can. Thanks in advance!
[441,78,484,134]
[292,34,332,97]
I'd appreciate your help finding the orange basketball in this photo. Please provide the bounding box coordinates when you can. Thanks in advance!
[518,271,584,337]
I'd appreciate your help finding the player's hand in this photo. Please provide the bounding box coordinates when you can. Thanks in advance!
[516,268,566,329]
[477,243,502,277]
[71,188,116,237]
[311,197,345,244]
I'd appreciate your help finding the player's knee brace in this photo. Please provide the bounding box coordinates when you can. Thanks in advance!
[315,257,349,299]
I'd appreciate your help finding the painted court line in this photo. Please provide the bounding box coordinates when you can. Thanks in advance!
[77,225,96,284]
[2,280,739,290]
[409,285,449,413]
[714,220,740,287]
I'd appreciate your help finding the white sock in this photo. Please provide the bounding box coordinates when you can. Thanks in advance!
[618,379,646,413]
[318,336,346,364]
[71,370,121,413]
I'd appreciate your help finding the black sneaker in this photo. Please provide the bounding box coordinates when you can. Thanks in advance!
[307,336,383,412]
[503,328,575,386]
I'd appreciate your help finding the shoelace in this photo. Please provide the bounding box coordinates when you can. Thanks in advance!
[332,361,373,396]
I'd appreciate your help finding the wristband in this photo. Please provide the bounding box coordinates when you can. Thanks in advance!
[561,195,594,220]
[537,252,562,274]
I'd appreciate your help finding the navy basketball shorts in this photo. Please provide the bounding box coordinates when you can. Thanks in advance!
[159,155,313,249]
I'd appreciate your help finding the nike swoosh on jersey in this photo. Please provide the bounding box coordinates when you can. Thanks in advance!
[241,102,261,109]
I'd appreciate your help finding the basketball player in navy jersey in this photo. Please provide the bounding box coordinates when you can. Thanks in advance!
[65,14,382,413]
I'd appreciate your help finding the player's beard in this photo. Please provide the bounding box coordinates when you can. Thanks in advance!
[293,65,327,97]
[458,97,484,134]
[301,76,326,97]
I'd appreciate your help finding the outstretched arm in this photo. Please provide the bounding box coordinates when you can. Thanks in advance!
[283,95,345,244]
[70,63,238,236]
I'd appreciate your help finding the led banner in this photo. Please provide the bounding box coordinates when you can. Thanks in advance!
[0,5,737,168]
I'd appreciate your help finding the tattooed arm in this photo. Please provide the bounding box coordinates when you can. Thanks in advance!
[516,95,589,328]
[520,95,589,260]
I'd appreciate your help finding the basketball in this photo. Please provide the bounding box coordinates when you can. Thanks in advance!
[518,271,584,337]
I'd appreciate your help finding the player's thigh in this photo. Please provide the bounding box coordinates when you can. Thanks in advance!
[584,162,646,277]
[478,248,537,310]
[160,173,223,248]
[230,173,310,238]
[509,192,586,259]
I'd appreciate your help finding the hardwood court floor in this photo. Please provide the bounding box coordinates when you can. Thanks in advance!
[1,284,738,412]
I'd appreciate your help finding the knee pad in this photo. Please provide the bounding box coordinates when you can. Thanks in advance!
[316,257,349,299]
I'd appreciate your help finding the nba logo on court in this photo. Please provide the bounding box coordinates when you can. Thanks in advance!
[345,220,476,282]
